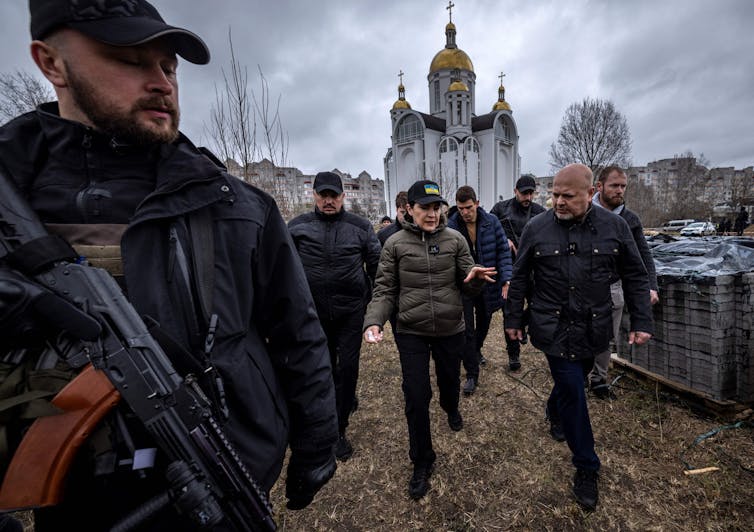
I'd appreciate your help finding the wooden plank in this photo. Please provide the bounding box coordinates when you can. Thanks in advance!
[611,354,752,419]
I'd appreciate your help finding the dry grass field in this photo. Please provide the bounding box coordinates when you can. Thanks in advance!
[270,312,754,531]
[11,312,754,531]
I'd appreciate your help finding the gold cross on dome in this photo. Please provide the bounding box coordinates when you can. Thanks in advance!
[498,72,506,85]
[446,1,455,22]
[398,70,404,85]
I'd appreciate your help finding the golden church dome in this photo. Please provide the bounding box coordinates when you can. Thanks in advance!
[429,16,474,73]
[393,99,411,110]
[430,48,474,74]
[493,82,511,111]
[448,80,469,92]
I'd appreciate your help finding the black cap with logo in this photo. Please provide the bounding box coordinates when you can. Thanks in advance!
[407,180,448,206]
[29,0,210,65]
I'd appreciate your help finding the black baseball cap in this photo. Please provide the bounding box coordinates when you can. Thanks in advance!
[313,171,343,194]
[515,175,536,192]
[407,180,448,206]
[29,0,210,65]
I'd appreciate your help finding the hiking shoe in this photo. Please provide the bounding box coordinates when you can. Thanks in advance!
[545,406,566,442]
[334,434,353,461]
[508,358,521,372]
[590,380,611,400]
[479,355,488,366]
[447,410,463,431]
[463,377,477,396]
[572,468,599,510]
[408,462,435,499]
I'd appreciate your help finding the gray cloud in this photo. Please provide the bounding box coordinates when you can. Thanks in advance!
[1,0,752,178]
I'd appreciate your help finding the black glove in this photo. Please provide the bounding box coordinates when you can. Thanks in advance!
[0,268,101,348]
[285,449,337,510]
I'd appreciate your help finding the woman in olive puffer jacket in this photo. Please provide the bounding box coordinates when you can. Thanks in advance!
[362,180,495,501]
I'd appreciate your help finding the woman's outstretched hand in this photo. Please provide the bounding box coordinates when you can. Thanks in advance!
[464,266,497,283]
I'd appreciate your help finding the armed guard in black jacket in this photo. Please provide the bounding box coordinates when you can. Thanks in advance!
[0,1,338,529]
[490,175,546,371]
[505,164,653,512]
[288,172,382,461]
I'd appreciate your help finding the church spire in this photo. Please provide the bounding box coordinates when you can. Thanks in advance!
[444,1,457,48]
[492,71,511,111]
[392,70,411,110]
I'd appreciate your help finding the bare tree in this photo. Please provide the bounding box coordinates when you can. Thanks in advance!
[0,70,54,123]
[549,97,632,176]
[203,30,292,214]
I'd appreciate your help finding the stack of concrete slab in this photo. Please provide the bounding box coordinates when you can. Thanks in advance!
[618,272,754,403]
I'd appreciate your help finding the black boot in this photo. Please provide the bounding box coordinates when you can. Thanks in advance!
[408,462,435,499]
[572,468,599,510]
[463,377,477,396]
[334,433,353,461]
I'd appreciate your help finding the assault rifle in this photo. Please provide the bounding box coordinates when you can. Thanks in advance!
[0,168,276,531]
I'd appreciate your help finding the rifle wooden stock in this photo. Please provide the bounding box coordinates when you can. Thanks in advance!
[0,365,119,510]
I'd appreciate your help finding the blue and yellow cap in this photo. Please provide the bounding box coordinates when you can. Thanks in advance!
[407,179,448,206]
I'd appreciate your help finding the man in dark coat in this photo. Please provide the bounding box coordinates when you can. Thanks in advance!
[734,206,750,236]
[588,166,659,398]
[0,1,338,529]
[505,164,653,512]
[378,190,409,246]
[490,175,546,370]
[448,186,512,395]
[288,172,382,461]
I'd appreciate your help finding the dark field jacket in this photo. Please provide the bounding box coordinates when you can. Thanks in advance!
[506,207,653,360]
[363,215,483,337]
[288,208,381,321]
[490,197,546,246]
[0,103,337,492]
[619,207,658,291]
[448,207,512,312]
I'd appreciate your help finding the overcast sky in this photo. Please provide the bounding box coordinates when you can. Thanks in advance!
[1,0,753,179]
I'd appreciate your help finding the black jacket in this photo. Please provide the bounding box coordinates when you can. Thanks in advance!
[506,207,653,360]
[490,197,546,247]
[377,217,401,246]
[288,208,381,321]
[619,207,658,291]
[0,103,338,492]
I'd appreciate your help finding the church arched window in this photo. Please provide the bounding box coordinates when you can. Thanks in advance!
[396,115,424,143]
[440,137,458,154]
[495,116,513,144]
[464,137,479,155]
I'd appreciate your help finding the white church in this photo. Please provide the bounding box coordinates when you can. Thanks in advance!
[383,4,520,214]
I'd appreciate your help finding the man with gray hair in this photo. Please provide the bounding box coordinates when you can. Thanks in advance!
[505,163,653,511]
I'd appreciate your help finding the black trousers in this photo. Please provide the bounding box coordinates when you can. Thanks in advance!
[320,312,364,434]
[462,295,492,380]
[503,299,529,359]
[394,332,464,467]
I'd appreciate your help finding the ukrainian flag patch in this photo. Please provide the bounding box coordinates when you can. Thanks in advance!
[424,184,440,195]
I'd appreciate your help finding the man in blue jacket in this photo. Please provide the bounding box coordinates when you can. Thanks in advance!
[448,186,513,395]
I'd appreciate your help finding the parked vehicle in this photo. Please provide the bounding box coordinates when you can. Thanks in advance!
[679,221,716,236]
[661,219,695,232]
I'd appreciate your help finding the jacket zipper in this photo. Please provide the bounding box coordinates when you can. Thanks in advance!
[423,231,437,334]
